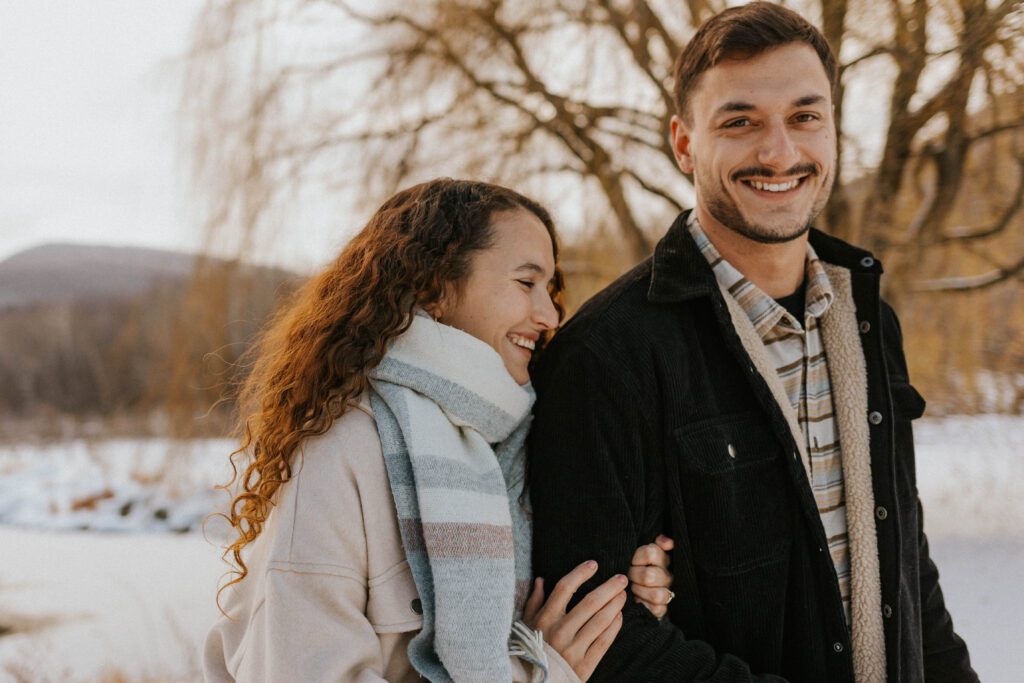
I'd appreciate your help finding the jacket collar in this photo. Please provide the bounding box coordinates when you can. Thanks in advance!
[647,209,882,304]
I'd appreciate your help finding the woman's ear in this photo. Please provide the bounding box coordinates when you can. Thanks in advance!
[424,285,454,323]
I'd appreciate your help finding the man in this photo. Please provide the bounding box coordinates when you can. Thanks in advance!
[528,3,976,681]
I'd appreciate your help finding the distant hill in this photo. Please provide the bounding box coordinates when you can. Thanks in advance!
[0,243,297,310]
[0,243,304,436]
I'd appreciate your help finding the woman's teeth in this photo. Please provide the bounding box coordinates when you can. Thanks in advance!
[746,179,800,192]
[508,334,535,351]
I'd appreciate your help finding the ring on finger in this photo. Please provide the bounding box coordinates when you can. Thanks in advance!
[665,590,675,604]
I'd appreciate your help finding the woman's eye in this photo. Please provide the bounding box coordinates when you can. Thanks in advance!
[517,279,535,289]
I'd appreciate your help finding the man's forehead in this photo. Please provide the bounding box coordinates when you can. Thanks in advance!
[692,44,832,113]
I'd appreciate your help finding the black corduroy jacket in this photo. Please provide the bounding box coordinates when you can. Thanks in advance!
[528,211,977,682]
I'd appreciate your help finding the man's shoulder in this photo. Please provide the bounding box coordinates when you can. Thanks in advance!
[555,258,660,345]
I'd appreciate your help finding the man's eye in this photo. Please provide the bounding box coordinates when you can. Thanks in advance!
[517,279,535,289]
[794,113,819,123]
[723,118,749,129]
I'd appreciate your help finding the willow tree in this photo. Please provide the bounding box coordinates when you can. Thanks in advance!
[185,0,1023,275]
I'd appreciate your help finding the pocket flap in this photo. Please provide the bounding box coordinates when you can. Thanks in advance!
[673,412,782,475]
[367,561,423,634]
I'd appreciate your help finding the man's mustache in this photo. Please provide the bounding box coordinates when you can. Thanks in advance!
[731,163,820,182]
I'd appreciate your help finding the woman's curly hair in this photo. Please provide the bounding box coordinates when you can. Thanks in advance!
[217,178,565,607]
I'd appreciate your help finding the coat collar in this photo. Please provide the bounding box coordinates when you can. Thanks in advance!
[647,209,882,304]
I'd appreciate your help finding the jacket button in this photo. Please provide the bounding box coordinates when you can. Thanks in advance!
[869,411,883,425]
[411,598,423,615]
[727,443,737,458]
[833,641,844,653]
[876,506,888,520]
[860,256,875,268]
[883,603,893,618]
[859,320,871,333]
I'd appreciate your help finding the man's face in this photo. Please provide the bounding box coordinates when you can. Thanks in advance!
[671,42,836,244]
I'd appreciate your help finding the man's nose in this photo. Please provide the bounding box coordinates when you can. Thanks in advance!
[756,122,799,170]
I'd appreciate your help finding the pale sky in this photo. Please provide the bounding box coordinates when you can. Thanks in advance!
[0,2,898,270]
[0,1,206,263]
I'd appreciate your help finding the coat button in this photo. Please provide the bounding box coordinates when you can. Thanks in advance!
[883,603,893,618]
[869,411,883,425]
[727,443,737,458]
[859,320,871,333]
[860,256,875,268]
[833,641,844,653]
[411,598,423,615]
[876,506,888,520]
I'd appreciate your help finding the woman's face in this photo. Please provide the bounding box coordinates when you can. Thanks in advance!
[437,208,559,385]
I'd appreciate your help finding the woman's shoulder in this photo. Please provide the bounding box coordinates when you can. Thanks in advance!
[265,394,399,574]
[294,394,383,481]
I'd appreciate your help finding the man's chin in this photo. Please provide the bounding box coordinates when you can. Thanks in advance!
[729,218,811,245]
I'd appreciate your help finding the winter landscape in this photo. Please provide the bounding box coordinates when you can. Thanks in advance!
[0,415,1021,682]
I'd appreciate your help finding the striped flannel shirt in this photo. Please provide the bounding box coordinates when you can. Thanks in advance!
[688,214,851,625]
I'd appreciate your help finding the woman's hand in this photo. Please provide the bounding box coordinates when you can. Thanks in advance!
[628,535,675,619]
[522,561,626,681]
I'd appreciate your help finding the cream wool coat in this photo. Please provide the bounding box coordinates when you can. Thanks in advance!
[202,400,580,683]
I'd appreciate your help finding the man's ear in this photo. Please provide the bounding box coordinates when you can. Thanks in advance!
[670,115,695,174]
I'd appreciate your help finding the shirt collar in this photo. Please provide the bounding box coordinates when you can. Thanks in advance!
[687,213,835,339]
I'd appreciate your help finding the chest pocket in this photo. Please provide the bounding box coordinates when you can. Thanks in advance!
[673,412,794,574]
[367,561,423,634]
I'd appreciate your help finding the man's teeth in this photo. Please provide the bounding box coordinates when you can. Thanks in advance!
[509,335,536,351]
[747,179,800,192]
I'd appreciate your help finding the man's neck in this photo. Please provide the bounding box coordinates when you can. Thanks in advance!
[694,206,808,298]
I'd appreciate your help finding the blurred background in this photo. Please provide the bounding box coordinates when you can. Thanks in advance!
[0,0,1021,680]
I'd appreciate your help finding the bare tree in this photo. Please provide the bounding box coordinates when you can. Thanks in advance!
[185,0,1023,279]
[180,0,1024,415]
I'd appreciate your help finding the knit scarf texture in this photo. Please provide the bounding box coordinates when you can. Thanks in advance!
[368,312,539,682]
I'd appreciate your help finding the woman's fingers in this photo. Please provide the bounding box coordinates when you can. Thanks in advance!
[522,577,545,626]
[538,560,598,624]
[627,563,672,588]
[579,613,624,681]
[630,584,672,618]
[655,534,675,552]
[561,573,627,634]
[573,590,627,648]
[630,541,672,570]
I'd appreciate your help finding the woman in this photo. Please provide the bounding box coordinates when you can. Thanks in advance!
[203,179,674,682]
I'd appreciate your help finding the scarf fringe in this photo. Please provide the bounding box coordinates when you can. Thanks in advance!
[508,620,549,683]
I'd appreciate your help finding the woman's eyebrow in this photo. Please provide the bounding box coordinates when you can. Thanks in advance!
[514,263,546,275]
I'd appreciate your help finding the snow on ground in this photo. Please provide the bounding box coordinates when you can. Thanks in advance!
[0,438,234,533]
[0,416,1021,681]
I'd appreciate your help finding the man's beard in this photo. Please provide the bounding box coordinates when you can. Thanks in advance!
[698,160,833,244]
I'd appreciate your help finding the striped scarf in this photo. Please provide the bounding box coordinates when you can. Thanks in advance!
[368,312,545,682]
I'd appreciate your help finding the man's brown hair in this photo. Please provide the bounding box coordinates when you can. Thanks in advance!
[672,2,838,122]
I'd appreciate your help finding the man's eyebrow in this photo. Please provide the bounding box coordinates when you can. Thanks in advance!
[714,94,828,116]
[794,94,827,107]
[715,101,755,115]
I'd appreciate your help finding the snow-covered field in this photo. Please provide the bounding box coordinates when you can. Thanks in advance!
[0,416,1021,682]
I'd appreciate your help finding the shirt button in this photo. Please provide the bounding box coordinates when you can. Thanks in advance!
[876,506,888,520]
[869,411,884,425]
[883,604,893,618]
[859,320,871,333]
[860,256,875,268]
[411,598,423,615]
[833,641,844,653]
[727,443,737,458]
